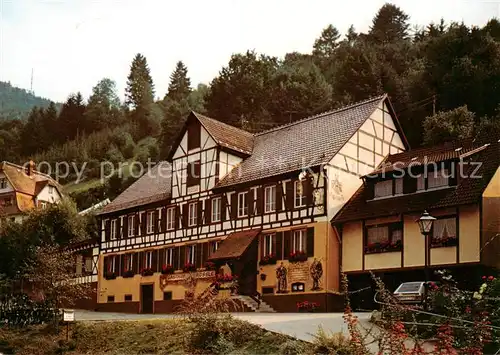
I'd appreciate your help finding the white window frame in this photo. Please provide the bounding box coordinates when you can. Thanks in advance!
[110,219,117,240]
[263,234,275,256]
[210,240,220,255]
[188,203,197,227]
[108,256,117,273]
[146,211,154,234]
[166,207,175,231]
[128,215,135,237]
[145,251,153,269]
[0,178,7,189]
[164,248,174,266]
[237,192,248,217]
[292,229,307,253]
[125,253,134,271]
[40,201,47,209]
[264,185,276,213]
[211,197,221,222]
[187,245,196,264]
[294,180,306,208]
[48,185,54,194]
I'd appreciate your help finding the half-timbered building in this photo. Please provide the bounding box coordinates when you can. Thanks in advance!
[96,94,408,313]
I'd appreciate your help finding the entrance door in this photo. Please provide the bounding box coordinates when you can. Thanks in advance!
[141,284,154,314]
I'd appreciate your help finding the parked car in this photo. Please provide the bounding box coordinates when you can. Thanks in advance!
[393,282,426,304]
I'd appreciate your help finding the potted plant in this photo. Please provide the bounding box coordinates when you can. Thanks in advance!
[204,261,216,271]
[296,301,320,312]
[123,269,134,278]
[183,262,196,272]
[161,264,174,274]
[141,267,154,276]
[104,271,116,280]
[289,251,308,262]
[259,253,277,266]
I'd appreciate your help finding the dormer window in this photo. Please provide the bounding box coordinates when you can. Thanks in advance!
[373,178,403,199]
[0,178,7,189]
[417,168,449,191]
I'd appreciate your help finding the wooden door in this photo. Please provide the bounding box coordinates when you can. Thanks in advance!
[140,284,154,314]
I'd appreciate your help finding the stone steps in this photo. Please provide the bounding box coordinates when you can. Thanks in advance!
[232,295,276,313]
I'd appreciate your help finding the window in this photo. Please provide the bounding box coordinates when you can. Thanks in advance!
[263,234,275,256]
[166,207,175,230]
[188,203,197,227]
[186,161,201,187]
[394,178,403,195]
[144,251,153,269]
[128,215,135,237]
[0,178,7,189]
[124,294,133,302]
[291,282,305,292]
[417,175,425,191]
[264,185,276,213]
[365,223,403,253]
[262,287,274,294]
[48,185,54,194]
[4,197,12,207]
[428,169,449,189]
[210,240,220,255]
[187,245,196,265]
[237,192,248,217]
[211,197,221,222]
[163,291,172,300]
[374,180,393,198]
[124,254,134,272]
[107,255,117,273]
[107,295,115,303]
[294,181,306,207]
[83,257,92,274]
[292,230,307,253]
[164,248,174,266]
[432,217,456,243]
[110,219,117,240]
[146,211,154,234]
[187,123,201,151]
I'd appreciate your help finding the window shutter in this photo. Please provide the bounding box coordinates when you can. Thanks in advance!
[276,183,283,211]
[221,196,226,221]
[175,206,180,229]
[202,243,209,264]
[304,177,313,206]
[116,218,122,239]
[132,253,139,274]
[161,208,167,232]
[104,219,110,241]
[244,191,250,216]
[134,213,139,235]
[141,213,147,235]
[182,204,188,228]
[173,247,179,270]
[123,216,128,238]
[103,256,109,273]
[206,198,212,223]
[138,251,145,272]
[256,187,264,214]
[194,161,201,183]
[159,248,165,269]
[197,201,203,225]
[283,231,291,259]
[307,227,315,257]
[119,254,125,276]
[286,181,294,210]
[152,249,158,272]
[231,193,238,219]
[195,244,202,268]
[179,246,186,269]
[260,235,265,258]
[154,210,160,233]
[276,232,283,260]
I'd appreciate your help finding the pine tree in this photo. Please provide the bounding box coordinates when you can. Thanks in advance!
[58,92,86,141]
[166,61,191,102]
[346,25,358,44]
[125,53,155,109]
[312,25,341,57]
[369,3,410,44]
[85,78,122,133]
[21,107,47,155]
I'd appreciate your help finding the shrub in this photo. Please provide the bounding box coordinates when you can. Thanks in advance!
[312,328,356,355]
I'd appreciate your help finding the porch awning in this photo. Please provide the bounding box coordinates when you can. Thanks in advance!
[208,229,261,261]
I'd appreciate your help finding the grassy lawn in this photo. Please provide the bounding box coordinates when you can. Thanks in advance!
[0,316,312,355]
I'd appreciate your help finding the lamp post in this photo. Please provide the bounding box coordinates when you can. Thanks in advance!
[417,210,436,283]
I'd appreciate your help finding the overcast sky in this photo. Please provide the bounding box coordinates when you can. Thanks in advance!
[0,0,497,103]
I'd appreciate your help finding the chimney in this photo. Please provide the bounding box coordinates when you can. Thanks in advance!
[26,160,36,176]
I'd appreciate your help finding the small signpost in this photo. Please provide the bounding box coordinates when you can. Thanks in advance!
[63,309,75,341]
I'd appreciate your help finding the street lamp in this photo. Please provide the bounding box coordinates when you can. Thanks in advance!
[417,210,436,283]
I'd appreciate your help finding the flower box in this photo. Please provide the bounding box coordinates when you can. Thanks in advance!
[204,261,216,271]
[104,272,116,280]
[365,240,402,254]
[183,263,196,273]
[216,274,237,283]
[123,270,134,278]
[141,268,154,277]
[289,251,308,263]
[431,236,458,248]
[259,254,277,266]
[161,264,175,274]
[297,301,320,312]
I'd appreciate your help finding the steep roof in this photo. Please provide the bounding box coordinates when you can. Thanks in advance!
[193,112,254,155]
[98,161,172,215]
[333,138,500,224]
[0,161,61,196]
[216,95,390,188]
[208,229,261,261]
